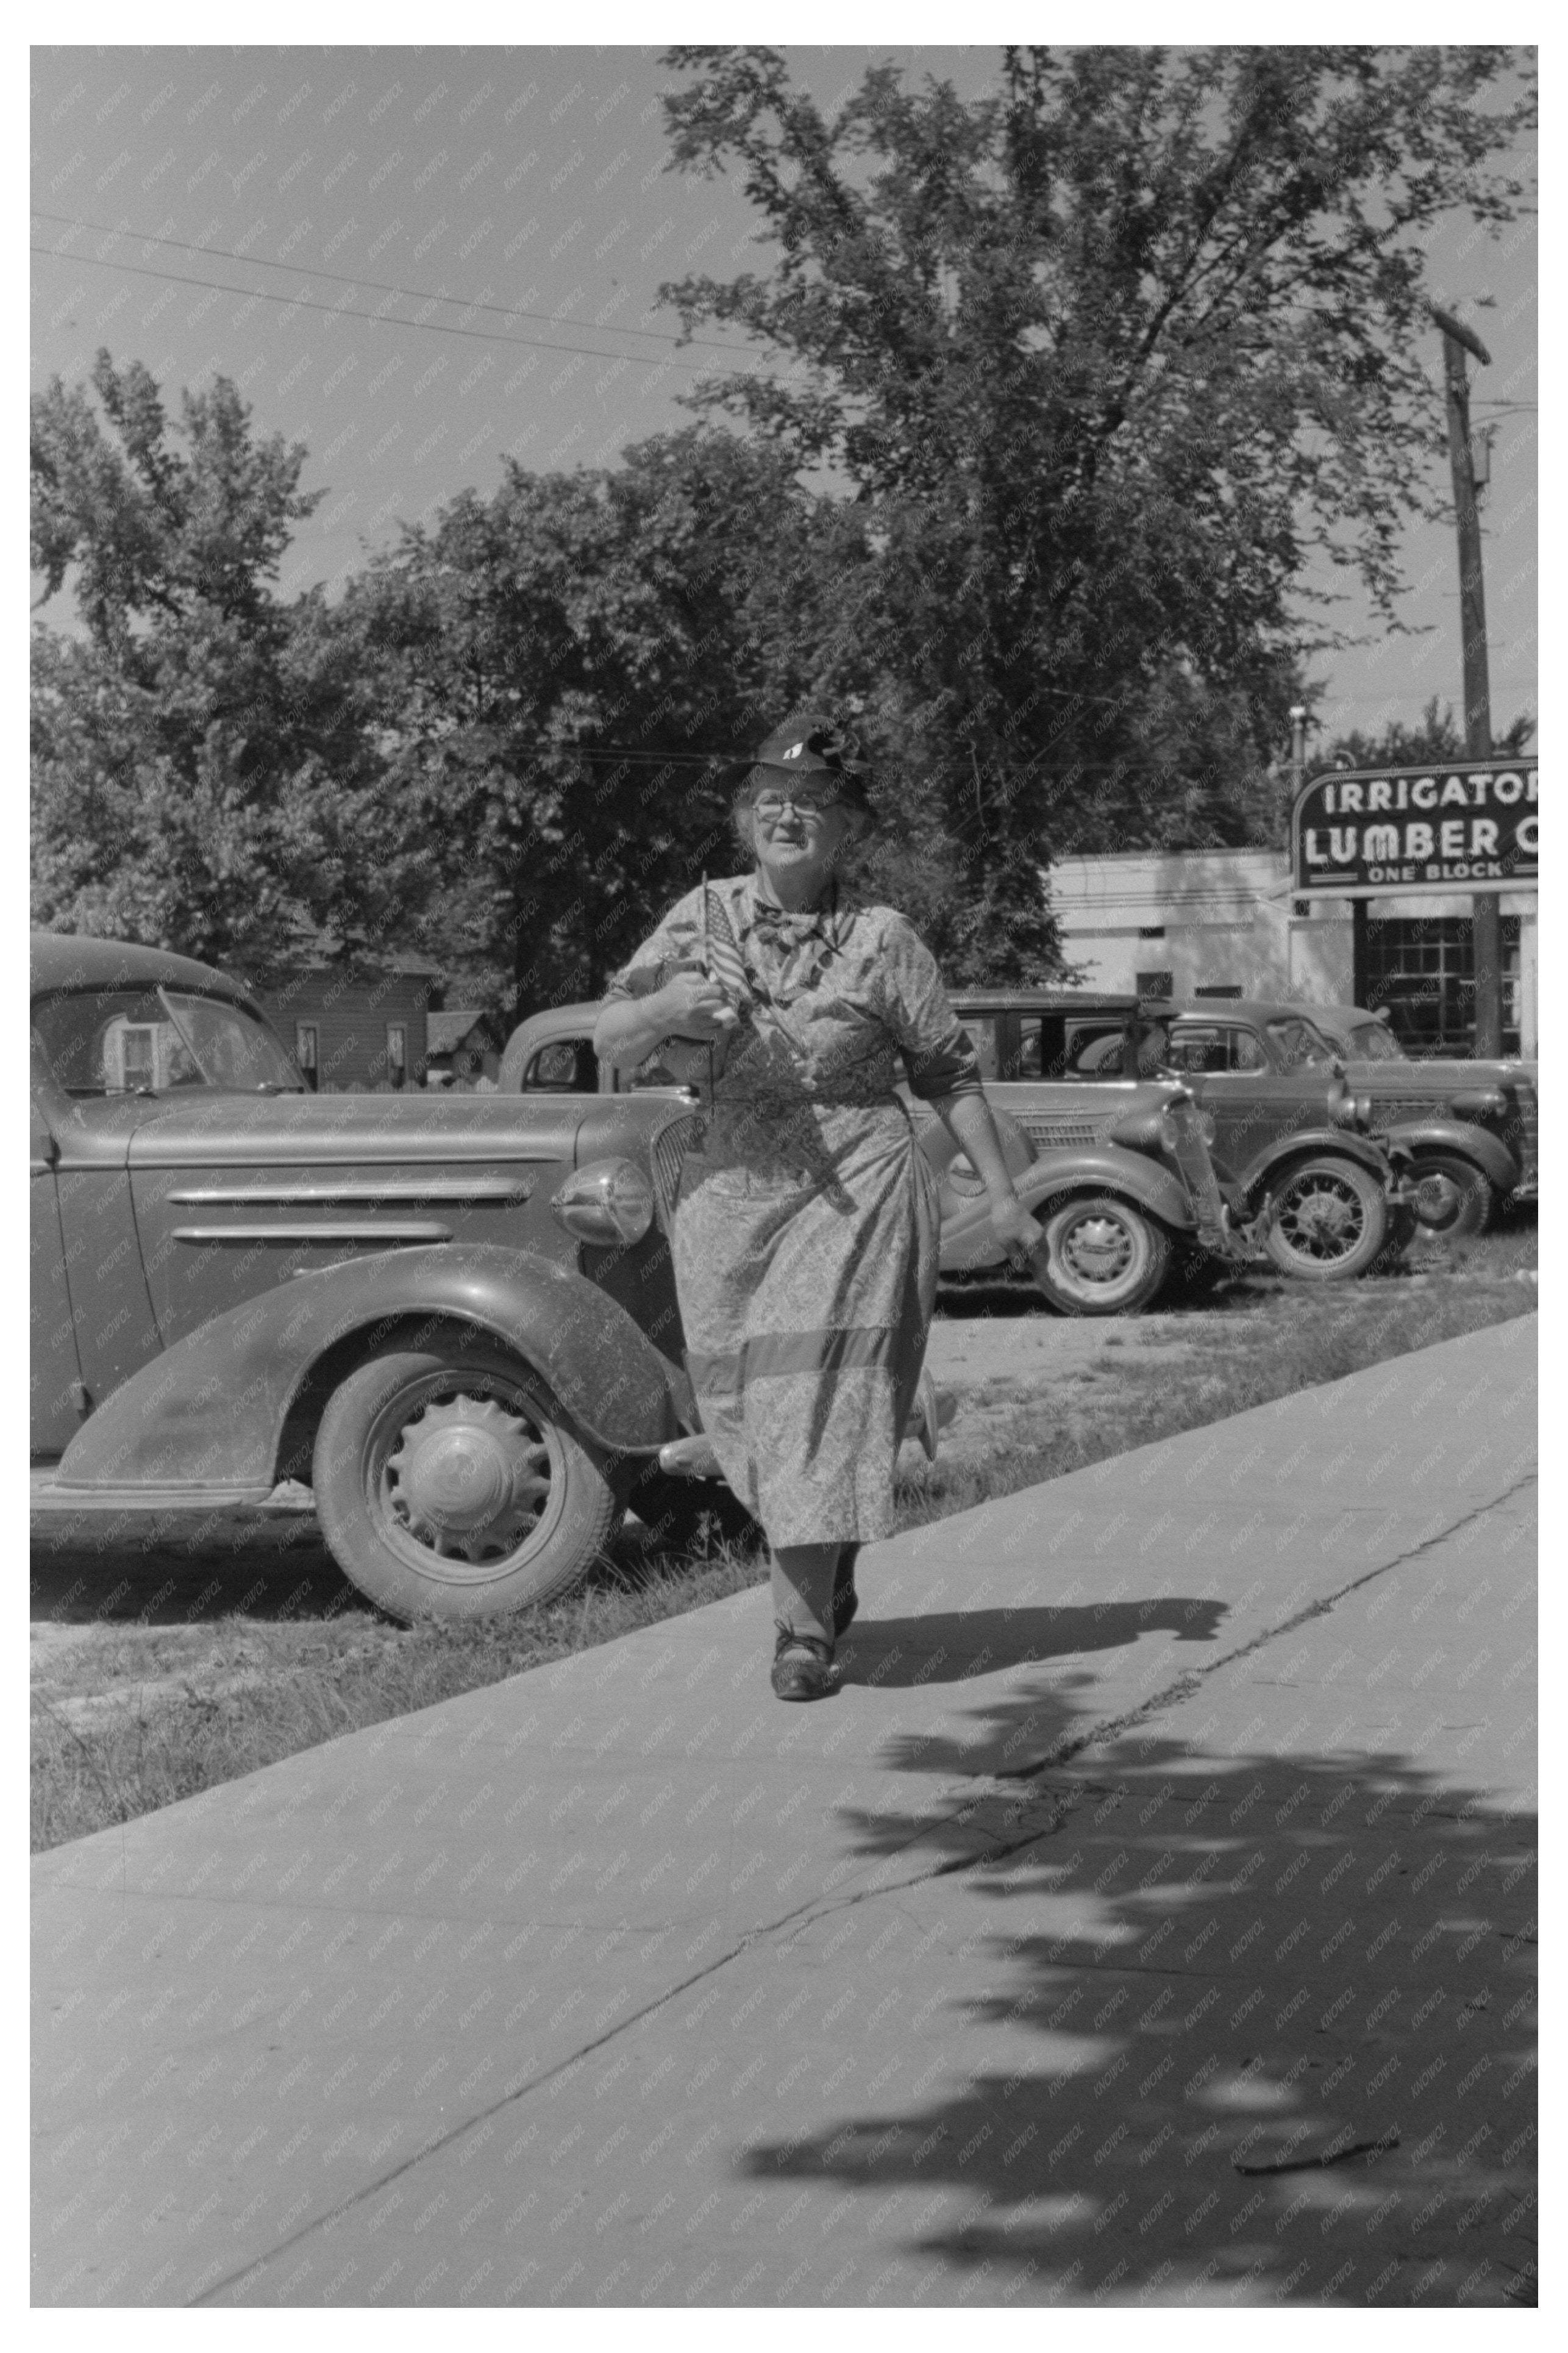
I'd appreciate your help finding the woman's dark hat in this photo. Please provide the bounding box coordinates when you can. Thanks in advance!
[746,715,875,812]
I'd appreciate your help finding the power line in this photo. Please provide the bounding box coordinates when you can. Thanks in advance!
[29,241,773,377]
[31,207,761,360]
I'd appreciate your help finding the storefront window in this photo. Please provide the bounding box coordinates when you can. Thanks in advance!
[1360,915,1521,1057]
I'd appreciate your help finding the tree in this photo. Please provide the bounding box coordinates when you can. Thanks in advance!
[334,426,878,1016]
[30,351,415,977]
[1325,694,1534,774]
[658,45,1536,967]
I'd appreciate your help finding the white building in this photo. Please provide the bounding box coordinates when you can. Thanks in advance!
[1047,848,1536,1059]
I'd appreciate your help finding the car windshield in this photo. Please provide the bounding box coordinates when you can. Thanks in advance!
[33,987,302,1096]
[1345,1020,1407,1061]
[1264,1016,1336,1069]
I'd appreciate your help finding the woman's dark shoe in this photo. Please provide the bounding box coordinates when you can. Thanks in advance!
[771,1621,839,1702]
[832,1544,860,1638]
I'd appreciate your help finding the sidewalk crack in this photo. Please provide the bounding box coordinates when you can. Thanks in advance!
[998,1472,1536,1783]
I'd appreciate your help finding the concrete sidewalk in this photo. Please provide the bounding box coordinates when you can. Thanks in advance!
[34,1316,1537,2308]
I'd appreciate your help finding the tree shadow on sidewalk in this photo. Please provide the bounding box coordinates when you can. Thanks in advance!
[740,1703,1538,2307]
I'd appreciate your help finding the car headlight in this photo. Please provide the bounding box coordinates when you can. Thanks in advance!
[1449,1088,1506,1119]
[1328,1084,1370,1129]
[945,1151,986,1194]
[1107,1109,1177,1154]
[551,1158,655,1244]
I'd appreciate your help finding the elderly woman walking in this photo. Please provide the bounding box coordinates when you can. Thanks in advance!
[594,717,1038,1701]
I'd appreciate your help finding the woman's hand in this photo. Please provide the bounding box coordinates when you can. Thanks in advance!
[658,969,739,1041]
[988,1194,1041,1263]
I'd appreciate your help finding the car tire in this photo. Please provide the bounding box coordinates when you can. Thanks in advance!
[312,1336,619,1622]
[1368,1204,1418,1274]
[626,1464,761,1555]
[1030,1194,1173,1316]
[1263,1157,1389,1281]
[1406,1149,1495,1238]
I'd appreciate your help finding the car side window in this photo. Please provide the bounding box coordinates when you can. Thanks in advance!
[960,1015,1000,1082]
[1006,1016,1041,1079]
[1266,1017,1333,1069]
[1066,1023,1132,1077]
[524,1040,598,1092]
[1224,1027,1269,1073]
[1166,1027,1228,1075]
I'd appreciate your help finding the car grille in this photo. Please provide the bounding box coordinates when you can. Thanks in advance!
[1164,1094,1227,1246]
[651,1111,705,1231]
[1367,1096,1450,1126]
[1017,1114,1103,1151]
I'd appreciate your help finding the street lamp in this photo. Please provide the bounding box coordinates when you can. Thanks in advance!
[1288,705,1308,795]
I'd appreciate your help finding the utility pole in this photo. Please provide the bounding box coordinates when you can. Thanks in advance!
[1430,302,1503,1056]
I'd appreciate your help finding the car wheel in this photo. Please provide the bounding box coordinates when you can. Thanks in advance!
[1263,1157,1389,1280]
[312,1337,619,1622]
[1031,1194,1172,1316]
[1406,1150,1495,1238]
[626,1465,761,1555]
[1368,1204,1418,1274]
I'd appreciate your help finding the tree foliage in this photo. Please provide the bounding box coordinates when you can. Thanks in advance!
[660,43,1536,955]
[29,352,412,977]
[329,427,875,1011]
[28,52,1536,1001]
[1325,694,1534,774]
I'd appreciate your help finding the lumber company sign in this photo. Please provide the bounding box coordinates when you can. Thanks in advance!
[1292,758,1538,899]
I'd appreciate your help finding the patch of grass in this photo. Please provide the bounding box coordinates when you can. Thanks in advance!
[30,1532,767,1854]
[895,1260,1536,1529]
[32,1234,1534,1853]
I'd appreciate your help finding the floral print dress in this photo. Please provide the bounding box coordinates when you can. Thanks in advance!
[602,874,982,1546]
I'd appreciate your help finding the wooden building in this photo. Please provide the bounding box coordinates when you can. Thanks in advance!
[256,951,441,1093]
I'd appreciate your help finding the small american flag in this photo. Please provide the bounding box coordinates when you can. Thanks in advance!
[700,878,753,1010]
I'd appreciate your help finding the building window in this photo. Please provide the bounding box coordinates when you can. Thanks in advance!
[1359,913,1522,1057]
[295,1023,318,1092]
[386,1023,408,1088]
[1135,969,1173,999]
[1137,926,1166,940]
[1193,984,1244,999]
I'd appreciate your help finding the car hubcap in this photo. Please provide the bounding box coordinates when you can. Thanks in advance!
[1061,1214,1136,1285]
[1280,1178,1364,1260]
[385,1393,553,1563]
[1413,1171,1463,1228]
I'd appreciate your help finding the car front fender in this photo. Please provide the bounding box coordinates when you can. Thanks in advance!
[939,1146,1196,1273]
[52,1243,694,1500]
[1238,1129,1395,1199]
[1369,1118,1519,1190]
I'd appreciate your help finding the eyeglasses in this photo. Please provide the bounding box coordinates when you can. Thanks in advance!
[750,790,844,820]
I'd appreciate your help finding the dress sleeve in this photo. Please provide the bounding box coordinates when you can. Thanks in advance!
[875,912,985,1101]
[600,888,706,1003]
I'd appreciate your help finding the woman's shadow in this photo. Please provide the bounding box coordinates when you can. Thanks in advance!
[835,1596,1227,1689]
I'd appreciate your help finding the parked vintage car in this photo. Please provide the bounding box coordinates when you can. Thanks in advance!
[501,997,1264,1316]
[30,932,799,1622]
[1160,999,1538,1238]
[936,990,1428,1283]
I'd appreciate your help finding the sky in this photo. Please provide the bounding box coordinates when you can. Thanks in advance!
[29,41,1539,753]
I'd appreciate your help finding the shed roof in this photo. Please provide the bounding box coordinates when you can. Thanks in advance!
[426,1010,496,1054]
